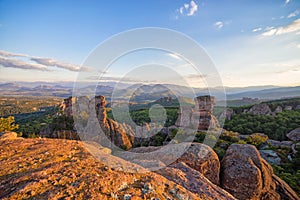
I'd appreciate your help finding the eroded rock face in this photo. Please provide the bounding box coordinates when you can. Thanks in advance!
[176,95,219,130]
[59,95,135,149]
[221,144,299,200]
[287,128,300,142]
[221,108,235,120]
[248,103,272,115]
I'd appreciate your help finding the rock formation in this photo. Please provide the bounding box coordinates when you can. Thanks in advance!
[274,106,283,113]
[259,150,281,165]
[176,95,219,130]
[60,95,135,150]
[60,96,76,117]
[157,162,236,200]
[287,127,300,142]
[267,139,293,148]
[177,142,220,185]
[221,108,235,120]
[284,105,293,111]
[175,106,193,127]
[220,144,299,200]
[122,143,220,184]
[248,103,272,115]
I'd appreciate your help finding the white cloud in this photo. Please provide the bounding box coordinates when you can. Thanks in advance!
[31,57,89,72]
[0,57,49,71]
[214,21,224,29]
[285,0,291,4]
[0,50,90,72]
[287,10,299,18]
[262,18,300,36]
[187,0,198,16]
[262,28,278,36]
[297,44,300,48]
[179,7,184,14]
[0,50,28,57]
[178,0,198,17]
[252,27,262,32]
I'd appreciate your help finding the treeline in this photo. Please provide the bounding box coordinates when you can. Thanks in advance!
[224,110,300,140]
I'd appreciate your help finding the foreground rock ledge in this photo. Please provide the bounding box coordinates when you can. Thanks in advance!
[0,138,234,200]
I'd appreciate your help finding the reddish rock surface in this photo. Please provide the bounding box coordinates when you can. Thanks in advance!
[158,162,236,200]
[124,143,220,185]
[60,95,135,149]
[220,144,299,200]
[0,138,202,200]
[176,95,219,131]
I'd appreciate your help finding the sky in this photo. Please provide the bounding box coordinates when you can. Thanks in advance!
[0,0,300,88]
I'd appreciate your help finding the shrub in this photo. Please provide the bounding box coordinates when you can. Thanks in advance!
[0,116,19,132]
[245,133,268,148]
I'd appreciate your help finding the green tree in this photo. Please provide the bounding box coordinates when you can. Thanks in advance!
[0,116,19,132]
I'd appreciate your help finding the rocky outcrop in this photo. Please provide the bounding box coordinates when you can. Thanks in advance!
[59,96,135,149]
[272,174,300,200]
[221,108,235,120]
[287,128,300,142]
[267,139,293,148]
[259,150,281,165]
[177,143,220,185]
[122,143,220,185]
[284,106,293,111]
[175,106,193,127]
[274,106,283,114]
[248,103,272,115]
[0,137,206,200]
[176,95,219,130]
[60,96,76,117]
[220,144,299,200]
[157,162,236,200]
[0,132,18,140]
[192,96,219,130]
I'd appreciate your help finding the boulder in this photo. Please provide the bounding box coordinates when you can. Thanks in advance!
[284,106,293,111]
[157,162,236,200]
[274,106,283,113]
[259,150,281,165]
[177,143,220,185]
[221,108,234,120]
[122,143,220,184]
[267,139,293,148]
[0,132,18,140]
[248,103,272,115]
[287,128,300,142]
[221,144,299,200]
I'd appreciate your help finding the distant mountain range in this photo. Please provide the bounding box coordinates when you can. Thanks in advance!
[0,81,299,101]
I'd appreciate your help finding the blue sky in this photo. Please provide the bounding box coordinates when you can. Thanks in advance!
[0,0,300,87]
